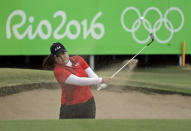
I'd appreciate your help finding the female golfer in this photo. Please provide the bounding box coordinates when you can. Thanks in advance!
[42,42,110,119]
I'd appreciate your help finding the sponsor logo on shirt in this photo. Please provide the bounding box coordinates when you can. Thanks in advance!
[75,62,80,66]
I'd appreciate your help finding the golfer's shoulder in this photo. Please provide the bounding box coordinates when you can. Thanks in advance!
[53,65,71,80]
[54,64,67,73]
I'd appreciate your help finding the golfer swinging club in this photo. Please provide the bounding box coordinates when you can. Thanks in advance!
[42,42,110,119]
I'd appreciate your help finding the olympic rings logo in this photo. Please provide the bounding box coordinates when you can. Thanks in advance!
[121,7,184,44]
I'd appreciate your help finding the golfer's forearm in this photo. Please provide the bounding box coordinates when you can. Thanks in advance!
[65,74,102,86]
[85,67,99,78]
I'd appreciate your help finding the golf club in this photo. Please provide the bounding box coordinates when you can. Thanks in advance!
[97,33,154,91]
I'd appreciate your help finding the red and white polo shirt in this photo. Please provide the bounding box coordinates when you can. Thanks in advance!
[54,56,93,105]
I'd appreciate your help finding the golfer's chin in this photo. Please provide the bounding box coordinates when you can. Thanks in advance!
[58,59,69,65]
[63,61,69,65]
[57,61,67,65]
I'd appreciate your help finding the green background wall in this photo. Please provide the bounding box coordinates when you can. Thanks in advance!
[0,0,190,55]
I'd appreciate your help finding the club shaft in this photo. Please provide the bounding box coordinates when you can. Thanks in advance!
[110,45,147,79]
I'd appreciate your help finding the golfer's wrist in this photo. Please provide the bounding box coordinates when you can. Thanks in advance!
[101,77,105,83]
[99,78,103,83]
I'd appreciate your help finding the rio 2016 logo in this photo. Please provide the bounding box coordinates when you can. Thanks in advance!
[6,10,105,40]
[121,7,184,44]
[6,7,184,43]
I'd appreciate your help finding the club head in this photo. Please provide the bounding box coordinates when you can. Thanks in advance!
[150,33,154,41]
[147,33,154,46]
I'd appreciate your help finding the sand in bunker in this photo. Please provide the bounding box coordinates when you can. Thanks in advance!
[0,88,191,120]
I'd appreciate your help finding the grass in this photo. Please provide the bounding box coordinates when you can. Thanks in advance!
[0,68,56,88]
[0,66,191,95]
[0,119,191,131]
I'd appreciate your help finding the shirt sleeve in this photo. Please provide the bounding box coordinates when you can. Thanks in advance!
[85,67,99,78]
[65,74,102,86]
[85,67,107,90]
[79,56,89,70]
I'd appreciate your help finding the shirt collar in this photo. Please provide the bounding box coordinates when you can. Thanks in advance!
[65,60,72,67]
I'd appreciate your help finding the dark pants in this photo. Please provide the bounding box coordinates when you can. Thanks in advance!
[59,97,96,119]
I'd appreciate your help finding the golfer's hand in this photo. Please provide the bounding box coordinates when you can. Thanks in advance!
[102,77,111,84]
[97,77,110,91]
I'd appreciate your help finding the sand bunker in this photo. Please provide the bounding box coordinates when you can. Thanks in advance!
[0,88,191,120]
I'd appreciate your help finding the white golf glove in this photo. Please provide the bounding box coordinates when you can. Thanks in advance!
[97,83,107,91]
